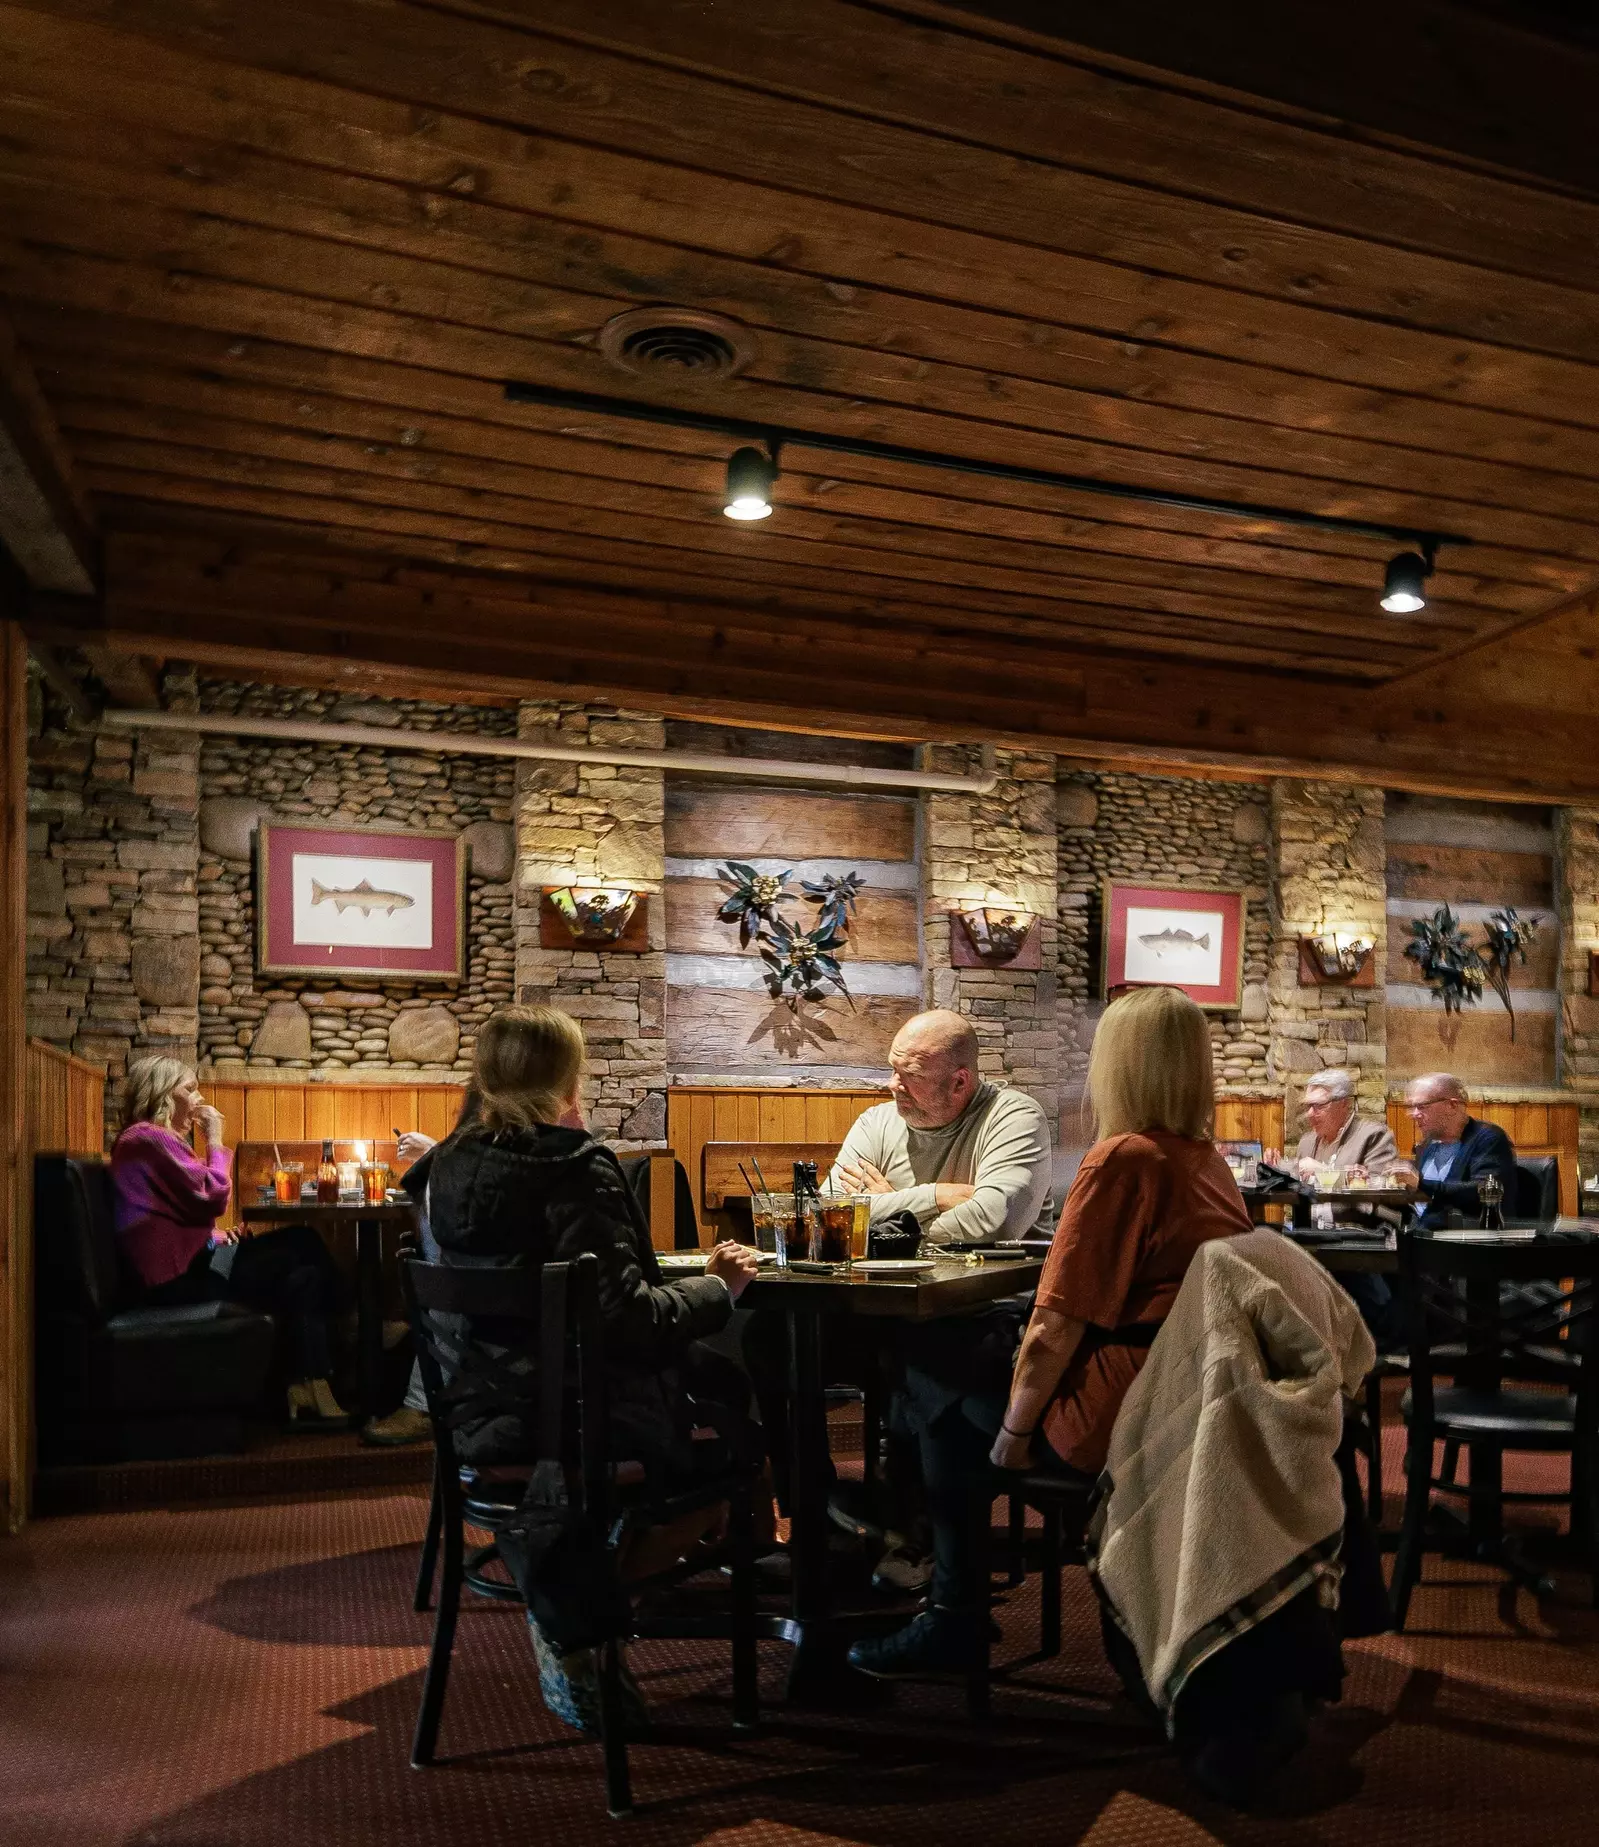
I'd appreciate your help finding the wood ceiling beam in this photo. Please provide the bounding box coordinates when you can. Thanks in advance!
[23,529,1599,804]
[0,313,95,594]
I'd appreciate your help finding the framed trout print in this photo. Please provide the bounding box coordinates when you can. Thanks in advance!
[257,823,465,981]
[1100,880,1245,1011]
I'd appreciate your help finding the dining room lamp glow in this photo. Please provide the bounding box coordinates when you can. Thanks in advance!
[723,445,776,520]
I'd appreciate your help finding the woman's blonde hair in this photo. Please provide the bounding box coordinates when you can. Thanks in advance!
[473,1006,586,1131]
[1087,985,1214,1141]
[121,1055,192,1129]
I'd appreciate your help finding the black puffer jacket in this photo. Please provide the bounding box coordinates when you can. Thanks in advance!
[426,1123,732,1475]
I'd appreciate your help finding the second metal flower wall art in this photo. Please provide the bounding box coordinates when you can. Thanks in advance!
[714,862,865,1010]
[1403,903,1538,1037]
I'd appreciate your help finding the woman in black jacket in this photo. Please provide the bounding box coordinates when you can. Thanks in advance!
[425,1004,758,1730]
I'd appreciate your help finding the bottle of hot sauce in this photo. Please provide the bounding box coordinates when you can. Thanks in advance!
[316,1139,339,1205]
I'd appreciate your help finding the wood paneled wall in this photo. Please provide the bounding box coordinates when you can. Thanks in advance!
[199,1080,466,1229]
[664,786,919,1076]
[26,1039,106,1158]
[1387,1097,1579,1215]
[1215,1095,1286,1155]
[667,1086,888,1236]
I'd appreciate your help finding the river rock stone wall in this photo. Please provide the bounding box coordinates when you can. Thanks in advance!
[1056,768,1273,1113]
[924,745,1059,1134]
[26,665,202,1130]
[514,702,668,1147]
[1269,782,1387,1117]
[194,682,516,1078]
[1557,806,1599,1175]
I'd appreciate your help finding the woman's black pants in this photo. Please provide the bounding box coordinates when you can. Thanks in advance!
[145,1227,342,1382]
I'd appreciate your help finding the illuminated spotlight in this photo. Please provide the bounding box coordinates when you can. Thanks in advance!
[1380,549,1432,614]
[723,445,776,520]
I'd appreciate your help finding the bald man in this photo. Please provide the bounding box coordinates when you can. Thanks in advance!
[831,1009,1054,1245]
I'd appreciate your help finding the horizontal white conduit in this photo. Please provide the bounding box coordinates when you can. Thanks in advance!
[101,710,1000,797]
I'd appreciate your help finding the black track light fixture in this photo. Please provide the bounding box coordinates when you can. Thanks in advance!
[723,444,778,521]
[1380,543,1436,615]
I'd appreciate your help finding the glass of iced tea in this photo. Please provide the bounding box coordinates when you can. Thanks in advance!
[750,1192,781,1256]
[849,1193,871,1260]
[362,1162,389,1206]
[272,1161,302,1204]
[819,1197,855,1265]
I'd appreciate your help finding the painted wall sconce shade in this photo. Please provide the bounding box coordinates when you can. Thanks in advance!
[956,904,1037,964]
[548,885,640,944]
[1299,931,1376,985]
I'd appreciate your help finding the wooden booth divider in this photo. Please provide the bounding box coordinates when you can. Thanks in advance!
[26,1040,106,1161]
[1387,1096,1580,1217]
[199,1081,467,1232]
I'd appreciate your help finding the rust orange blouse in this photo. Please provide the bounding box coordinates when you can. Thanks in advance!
[1037,1129,1251,1473]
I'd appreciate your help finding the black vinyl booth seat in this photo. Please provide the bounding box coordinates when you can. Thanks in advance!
[34,1155,275,1465]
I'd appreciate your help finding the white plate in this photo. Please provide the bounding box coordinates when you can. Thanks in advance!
[849,1258,937,1274]
[658,1251,778,1269]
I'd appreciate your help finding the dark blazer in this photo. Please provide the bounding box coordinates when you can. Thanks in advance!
[426,1123,732,1473]
[1413,1116,1519,1228]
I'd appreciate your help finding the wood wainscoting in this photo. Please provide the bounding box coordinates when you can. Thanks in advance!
[667,1086,888,1240]
[200,1080,466,1231]
[26,1040,106,1160]
[1387,1097,1580,1216]
[1214,1095,1286,1156]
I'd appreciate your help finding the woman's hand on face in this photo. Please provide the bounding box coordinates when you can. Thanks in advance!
[989,1425,1033,1472]
[704,1241,760,1302]
[194,1103,225,1146]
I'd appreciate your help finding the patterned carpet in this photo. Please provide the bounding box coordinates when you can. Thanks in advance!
[2,1453,1597,1847]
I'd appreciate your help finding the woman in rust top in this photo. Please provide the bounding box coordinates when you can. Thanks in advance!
[850,983,1250,1678]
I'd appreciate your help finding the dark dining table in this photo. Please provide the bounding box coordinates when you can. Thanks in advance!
[737,1251,1044,1700]
[1290,1218,1598,1561]
[239,1199,418,1418]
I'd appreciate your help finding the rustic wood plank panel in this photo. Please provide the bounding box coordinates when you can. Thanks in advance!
[665,1084,886,1222]
[702,1141,842,1208]
[1214,1096,1285,1153]
[669,989,914,1072]
[304,1088,335,1140]
[417,1091,453,1141]
[666,879,921,962]
[666,789,915,862]
[242,1087,277,1144]
[274,1086,305,1141]
[1385,845,1554,908]
[1386,1010,1557,1088]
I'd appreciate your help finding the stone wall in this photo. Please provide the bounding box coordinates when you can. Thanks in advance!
[1556,806,1599,1173]
[1269,782,1387,1118]
[26,666,201,1131]
[924,745,1059,1133]
[194,683,516,1079]
[514,702,668,1145]
[1056,769,1273,1113]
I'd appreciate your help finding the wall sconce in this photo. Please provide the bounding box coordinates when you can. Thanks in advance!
[1299,930,1375,987]
[1587,950,1599,997]
[951,902,1040,969]
[541,885,649,951]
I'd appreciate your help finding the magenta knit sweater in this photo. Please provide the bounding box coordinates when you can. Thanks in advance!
[109,1121,234,1288]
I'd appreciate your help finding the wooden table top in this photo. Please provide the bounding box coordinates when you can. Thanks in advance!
[737,1253,1042,1321]
[240,1200,417,1223]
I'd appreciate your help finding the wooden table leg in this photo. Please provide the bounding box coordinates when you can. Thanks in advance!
[356,1218,383,1418]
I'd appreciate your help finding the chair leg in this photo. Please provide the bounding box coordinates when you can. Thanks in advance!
[598,1637,634,1818]
[730,1486,759,1732]
[861,1376,883,1493]
[411,1497,463,1766]
[966,1476,993,1721]
[413,1465,443,1613]
[1441,1439,1462,1489]
[1039,1502,1062,1660]
[1006,1492,1026,1587]
[1389,1425,1433,1631]
[1364,1371,1384,1525]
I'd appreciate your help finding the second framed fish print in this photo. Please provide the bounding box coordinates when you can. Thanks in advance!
[257,822,465,981]
[1100,879,1245,1010]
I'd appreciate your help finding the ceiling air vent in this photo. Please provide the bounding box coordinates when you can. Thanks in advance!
[597,307,755,382]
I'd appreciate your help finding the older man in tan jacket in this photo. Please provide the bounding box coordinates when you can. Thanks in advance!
[1290,1068,1397,1178]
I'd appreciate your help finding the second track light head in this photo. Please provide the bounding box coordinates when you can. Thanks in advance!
[723,445,776,520]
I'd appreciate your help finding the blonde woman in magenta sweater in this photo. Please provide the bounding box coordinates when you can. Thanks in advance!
[110,1057,347,1425]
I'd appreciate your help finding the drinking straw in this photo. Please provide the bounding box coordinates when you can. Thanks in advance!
[749,1152,772,1194]
[273,1142,283,1168]
[738,1161,759,1198]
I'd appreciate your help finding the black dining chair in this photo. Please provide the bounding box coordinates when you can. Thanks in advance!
[1515,1156,1560,1222]
[967,1466,1097,1718]
[404,1256,763,1816]
[1390,1229,1599,1627]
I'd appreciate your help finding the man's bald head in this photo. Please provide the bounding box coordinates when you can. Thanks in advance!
[888,1009,981,1128]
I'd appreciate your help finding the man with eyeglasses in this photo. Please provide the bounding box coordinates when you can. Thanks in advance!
[1392,1072,1519,1231]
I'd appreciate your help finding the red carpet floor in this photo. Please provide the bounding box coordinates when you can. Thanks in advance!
[3,1458,1598,1847]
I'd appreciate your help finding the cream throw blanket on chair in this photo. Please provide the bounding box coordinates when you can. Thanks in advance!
[1087,1229,1376,1728]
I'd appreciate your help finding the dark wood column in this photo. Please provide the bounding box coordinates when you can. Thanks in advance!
[1,618,29,1531]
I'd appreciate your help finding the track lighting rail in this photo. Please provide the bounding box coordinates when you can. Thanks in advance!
[503,381,1470,554]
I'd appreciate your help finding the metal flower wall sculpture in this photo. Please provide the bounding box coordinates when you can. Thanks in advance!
[714,864,864,1009]
[1403,902,1538,1038]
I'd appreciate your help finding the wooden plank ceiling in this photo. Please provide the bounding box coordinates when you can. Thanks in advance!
[2,0,1599,787]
